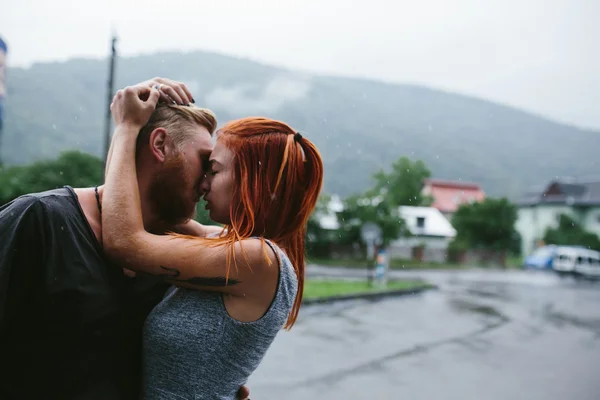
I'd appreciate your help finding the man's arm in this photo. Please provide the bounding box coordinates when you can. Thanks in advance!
[170,220,225,237]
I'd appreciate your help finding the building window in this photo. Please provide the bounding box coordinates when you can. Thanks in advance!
[416,217,425,228]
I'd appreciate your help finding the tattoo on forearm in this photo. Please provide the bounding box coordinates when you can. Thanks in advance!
[152,266,240,286]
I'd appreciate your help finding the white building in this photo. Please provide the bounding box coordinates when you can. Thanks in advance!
[516,178,600,257]
[388,206,457,262]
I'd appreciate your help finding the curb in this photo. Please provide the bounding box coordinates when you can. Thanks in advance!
[301,285,437,306]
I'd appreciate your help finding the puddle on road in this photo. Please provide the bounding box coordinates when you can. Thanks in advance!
[465,284,513,301]
[542,306,600,336]
[449,298,508,321]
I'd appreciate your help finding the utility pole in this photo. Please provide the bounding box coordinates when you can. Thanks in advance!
[103,35,117,179]
[0,37,8,167]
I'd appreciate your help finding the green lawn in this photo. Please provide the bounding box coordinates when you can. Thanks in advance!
[303,279,432,300]
[308,256,525,270]
[307,257,466,270]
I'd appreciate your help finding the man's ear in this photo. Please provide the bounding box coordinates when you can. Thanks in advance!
[149,128,176,162]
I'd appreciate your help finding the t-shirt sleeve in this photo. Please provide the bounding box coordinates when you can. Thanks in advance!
[0,195,46,334]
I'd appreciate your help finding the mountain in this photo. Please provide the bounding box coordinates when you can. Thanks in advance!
[2,50,599,198]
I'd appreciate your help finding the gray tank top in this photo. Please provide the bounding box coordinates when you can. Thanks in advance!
[141,239,298,399]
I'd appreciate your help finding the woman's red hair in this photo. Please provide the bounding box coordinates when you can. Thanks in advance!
[207,117,323,329]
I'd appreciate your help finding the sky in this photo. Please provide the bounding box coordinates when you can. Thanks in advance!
[1,0,598,129]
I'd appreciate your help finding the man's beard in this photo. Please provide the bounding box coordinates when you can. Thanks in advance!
[148,152,198,226]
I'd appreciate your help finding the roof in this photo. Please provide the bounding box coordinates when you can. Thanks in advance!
[315,198,458,237]
[518,178,600,207]
[424,178,483,191]
[423,179,486,213]
[398,206,456,238]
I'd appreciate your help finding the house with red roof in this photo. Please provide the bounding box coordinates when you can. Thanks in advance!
[421,178,486,220]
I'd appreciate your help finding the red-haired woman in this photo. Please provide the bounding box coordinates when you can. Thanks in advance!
[102,83,323,399]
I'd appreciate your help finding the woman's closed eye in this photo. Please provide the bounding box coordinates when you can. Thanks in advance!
[207,167,218,176]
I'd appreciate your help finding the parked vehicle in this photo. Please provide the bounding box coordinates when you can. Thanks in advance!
[523,245,557,270]
[552,246,600,278]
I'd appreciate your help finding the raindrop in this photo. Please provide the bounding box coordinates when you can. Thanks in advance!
[406,169,410,172]
[258,161,262,166]
[52,124,57,130]
[435,155,439,159]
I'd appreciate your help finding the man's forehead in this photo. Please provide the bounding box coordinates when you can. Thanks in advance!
[184,127,214,153]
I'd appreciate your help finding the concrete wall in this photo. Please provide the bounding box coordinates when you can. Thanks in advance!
[388,236,452,262]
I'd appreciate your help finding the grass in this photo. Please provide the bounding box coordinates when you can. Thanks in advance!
[307,257,466,270]
[506,255,524,269]
[303,279,433,300]
[308,256,526,270]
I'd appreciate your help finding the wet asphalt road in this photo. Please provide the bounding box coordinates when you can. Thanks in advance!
[246,267,600,400]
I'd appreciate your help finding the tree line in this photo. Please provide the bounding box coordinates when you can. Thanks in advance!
[1,150,598,255]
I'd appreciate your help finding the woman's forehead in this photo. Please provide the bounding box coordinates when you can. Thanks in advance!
[210,140,233,162]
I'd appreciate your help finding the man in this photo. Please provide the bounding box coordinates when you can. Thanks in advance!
[0,78,249,399]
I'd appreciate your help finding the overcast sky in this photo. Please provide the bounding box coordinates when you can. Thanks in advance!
[2,0,598,129]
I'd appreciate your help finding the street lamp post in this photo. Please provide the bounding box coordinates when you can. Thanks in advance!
[103,35,117,178]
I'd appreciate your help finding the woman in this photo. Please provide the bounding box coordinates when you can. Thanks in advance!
[102,83,323,399]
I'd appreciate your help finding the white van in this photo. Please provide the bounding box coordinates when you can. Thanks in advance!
[553,246,600,278]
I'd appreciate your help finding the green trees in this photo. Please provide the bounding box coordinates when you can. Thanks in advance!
[451,198,518,251]
[544,214,600,251]
[0,151,103,205]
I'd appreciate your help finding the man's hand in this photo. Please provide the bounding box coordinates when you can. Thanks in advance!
[110,84,160,130]
[137,77,195,105]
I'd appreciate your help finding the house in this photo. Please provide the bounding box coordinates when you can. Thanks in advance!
[515,178,600,257]
[422,178,486,220]
[388,206,457,262]
[316,194,343,230]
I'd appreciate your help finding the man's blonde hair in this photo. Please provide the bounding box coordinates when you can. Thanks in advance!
[137,103,217,152]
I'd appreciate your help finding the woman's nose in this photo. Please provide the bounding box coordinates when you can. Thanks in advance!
[199,175,210,195]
